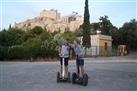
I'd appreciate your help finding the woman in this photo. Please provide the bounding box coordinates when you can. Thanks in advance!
[72,39,84,79]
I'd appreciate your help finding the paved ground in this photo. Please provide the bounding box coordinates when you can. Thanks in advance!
[0,52,137,91]
[0,58,137,91]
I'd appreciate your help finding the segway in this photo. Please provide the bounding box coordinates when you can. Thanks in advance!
[57,56,70,83]
[72,65,88,86]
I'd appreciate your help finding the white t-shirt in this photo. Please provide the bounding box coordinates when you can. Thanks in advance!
[60,44,70,58]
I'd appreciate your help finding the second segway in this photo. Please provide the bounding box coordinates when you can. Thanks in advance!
[72,66,88,86]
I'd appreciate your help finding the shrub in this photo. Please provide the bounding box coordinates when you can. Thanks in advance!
[22,38,42,58]
[0,36,58,60]
[41,40,58,58]
[8,45,27,59]
[0,46,8,60]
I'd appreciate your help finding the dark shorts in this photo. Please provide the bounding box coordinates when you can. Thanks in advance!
[76,58,84,66]
[60,57,69,66]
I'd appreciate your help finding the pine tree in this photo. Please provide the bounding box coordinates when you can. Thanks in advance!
[9,24,12,29]
[82,0,91,48]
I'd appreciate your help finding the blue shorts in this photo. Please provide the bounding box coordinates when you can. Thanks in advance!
[60,57,69,66]
[76,58,84,66]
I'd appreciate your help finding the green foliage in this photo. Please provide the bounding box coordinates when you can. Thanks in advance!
[90,16,121,47]
[62,31,76,43]
[53,31,76,45]
[53,33,63,45]
[90,22,100,34]
[40,31,53,41]
[41,40,58,58]
[0,46,9,60]
[29,26,43,36]
[8,45,27,59]
[0,30,7,46]
[82,0,91,48]
[24,26,44,40]
[1,38,58,60]
[109,26,120,46]
[51,30,61,36]
[91,17,137,51]
[53,33,64,45]
[83,0,90,24]
[74,26,83,37]
[22,38,42,58]
[119,19,137,50]
[0,18,137,60]
[82,23,91,48]
[0,28,25,46]
[99,15,113,35]
[0,26,58,60]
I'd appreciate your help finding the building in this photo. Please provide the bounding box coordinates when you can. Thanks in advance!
[90,34,112,56]
[15,9,83,32]
[40,9,61,20]
[80,34,112,56]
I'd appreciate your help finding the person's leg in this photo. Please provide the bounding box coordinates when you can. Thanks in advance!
[81,66,84,76]
[77,65,79,74]
[79,66,82,78]
[79,66,84,78]
[81,59,84,77]
[65,58,69,77]
[79,59,84,78]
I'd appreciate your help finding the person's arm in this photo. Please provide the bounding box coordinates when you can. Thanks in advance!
[58,46,62,57]
[69,44,74,49]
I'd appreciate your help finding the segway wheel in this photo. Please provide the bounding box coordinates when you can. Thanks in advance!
[72,72,77,84]
[82,74,88,86]
[67,72,71,82]
[57,72,60,83]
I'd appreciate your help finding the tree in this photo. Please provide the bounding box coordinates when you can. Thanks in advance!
[90,22,100,34]
[119,19,137,50]
[40,30,53,41]
[0,46,9,60]
[8,28,26,46]
[109,26,120,46]
[9,24,12,29]
[25,26,44,40]
[51,30,61,36]
[82,0,91,48]
[0,28,25,46]
[22,38,42,58]
[30,26,43,35]
[41,40,58,58]
[0,29,8,46]
[62,31,76,43]
[99,15,113,35]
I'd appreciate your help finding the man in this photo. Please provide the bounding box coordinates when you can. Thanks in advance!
[58,39,70,77]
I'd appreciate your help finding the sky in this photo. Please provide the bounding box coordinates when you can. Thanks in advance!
[0,0,136,30]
